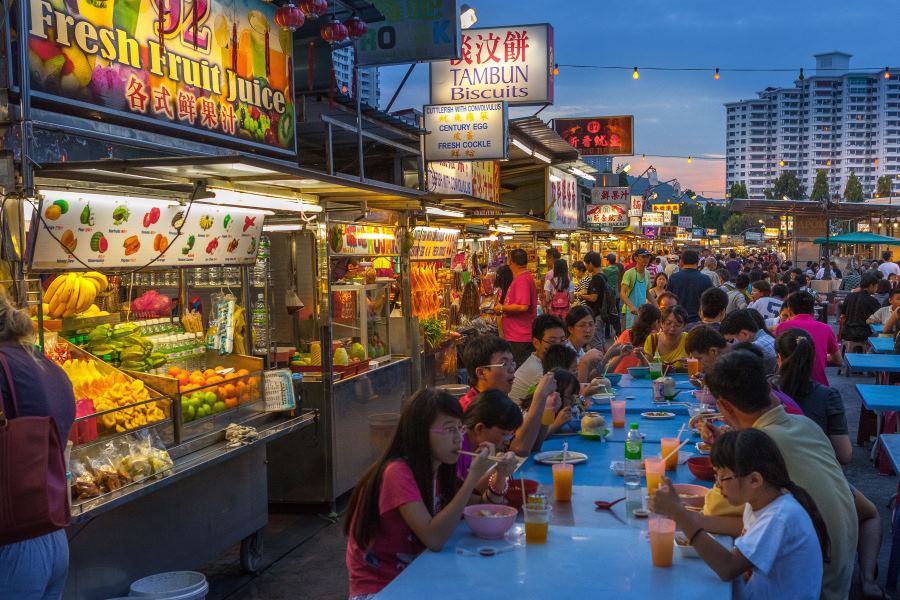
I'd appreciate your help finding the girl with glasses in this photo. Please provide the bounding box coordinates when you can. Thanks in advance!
[643,305,690,370]
[649,429,829,600]
[459,389,522,484]
[345,389,497,599]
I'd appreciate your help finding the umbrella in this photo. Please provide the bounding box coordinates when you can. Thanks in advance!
[813,232,900,245]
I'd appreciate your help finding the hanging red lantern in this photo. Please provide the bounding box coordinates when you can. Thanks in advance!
[343,16,367,39]
[299,0,328,19]
[320,19,348,43]
[274,2,305,32]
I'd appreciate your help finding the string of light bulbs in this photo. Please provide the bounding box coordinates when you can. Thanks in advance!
[554,64,893,81]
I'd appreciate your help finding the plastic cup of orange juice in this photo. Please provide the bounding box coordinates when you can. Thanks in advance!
[523,504,552,544]
[686,358,700,377]
[660,437,680,471]
[649,516,676,567]
[645,457,665,496]
[552,463,573,502]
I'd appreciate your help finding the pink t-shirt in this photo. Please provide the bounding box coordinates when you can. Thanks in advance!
[346,460,426,596]
[774,315,839,386]
[613,329,641,374]
[503,271,537,342]
[459,387,478,412]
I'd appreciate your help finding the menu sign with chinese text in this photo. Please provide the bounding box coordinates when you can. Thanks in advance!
[629,195,644,217]
[329,225,398,256]
[427,162,474,196]
[678,216,693,229]
[546,167,577,230]
[586,204,627,228]
[590,186,630,204]
[653,203,680,215]
[26,0,295,154]
[430,24,554,106]
[554,116,634,156]
[357,0,460,66]
[472,161,501,203]
[642,212,664,226]
[424,102,508,161]
[411,227,459,260]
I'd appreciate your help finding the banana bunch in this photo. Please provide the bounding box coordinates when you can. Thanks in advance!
[45,271,109,318]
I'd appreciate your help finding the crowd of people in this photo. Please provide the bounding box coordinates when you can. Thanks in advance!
[344,246,900,599]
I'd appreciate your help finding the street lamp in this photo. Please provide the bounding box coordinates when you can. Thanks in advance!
[460,4,477,29]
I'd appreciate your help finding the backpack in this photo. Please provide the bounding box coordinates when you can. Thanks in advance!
[549,288,570,319]
[598,279,618,325]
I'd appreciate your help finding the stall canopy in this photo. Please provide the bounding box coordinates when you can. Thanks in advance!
[731,199,900,220]
[813,232,900,245]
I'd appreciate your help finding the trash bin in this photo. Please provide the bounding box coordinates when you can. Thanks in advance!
[127,571,208,599]
[369,413,400,460]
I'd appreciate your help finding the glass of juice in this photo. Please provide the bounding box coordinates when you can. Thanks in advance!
[649,362,662,380]
[610,400,626,428]
[523,504,552,544]
[686,358,700,377]
[644,457,665,496]
[649,516,676,567]
[552,463,573,502]
[660,437,680,471]
[541,407,556,426]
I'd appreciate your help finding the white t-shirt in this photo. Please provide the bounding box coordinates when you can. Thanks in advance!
[509,353,543,405]
[879,261,900,278]
[749,297,783,320]
[543,278,575,295]
[869,305,894,324]
[734,494,822,600]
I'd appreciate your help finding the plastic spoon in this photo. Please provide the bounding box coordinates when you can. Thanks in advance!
[594,497,626,510]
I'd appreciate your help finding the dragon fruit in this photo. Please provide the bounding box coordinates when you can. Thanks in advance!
[130,290,173,316]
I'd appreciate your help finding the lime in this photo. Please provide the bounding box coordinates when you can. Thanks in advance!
[213,401,226,413]
[204,392,217,405]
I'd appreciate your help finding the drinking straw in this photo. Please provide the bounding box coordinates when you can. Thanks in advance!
[520,472,527,503]
[562,442,569,464]
[661,438,691,465]
[675,423,686,442]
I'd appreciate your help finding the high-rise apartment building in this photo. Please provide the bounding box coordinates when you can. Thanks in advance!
[332,47,381,108]
[725,52,900,198]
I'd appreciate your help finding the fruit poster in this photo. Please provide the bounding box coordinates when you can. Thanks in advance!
[24,0,295,154]
[30,193,266,270]
[327,224,398,257]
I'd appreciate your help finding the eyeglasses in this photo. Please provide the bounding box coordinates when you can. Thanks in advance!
[480,361,516,372]
[724,337,737,345]
[430,423,466,436]
[715,472,744,485]
[541,336,568,345]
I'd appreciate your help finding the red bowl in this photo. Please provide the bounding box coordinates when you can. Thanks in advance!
[504,479,539,509]
[687,457,715,482]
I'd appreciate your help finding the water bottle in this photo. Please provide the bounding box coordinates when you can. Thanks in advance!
[252,293,269,353]
[624,423,642,490]
[253,235,270,287]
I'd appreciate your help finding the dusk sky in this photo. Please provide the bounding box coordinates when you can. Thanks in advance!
[378,0,900,197]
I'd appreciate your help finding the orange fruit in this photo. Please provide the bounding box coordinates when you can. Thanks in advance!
[167,367,181,377]
[222,383,237,397]
[236,369,249,377]
[189,373,205,385]
[207,375,224,384]
[246,376,258,387]
[203,369,216,378]
[224,397,239,409]
[178,373,190,386]
[183,383,199,392]
[214,365,226,372]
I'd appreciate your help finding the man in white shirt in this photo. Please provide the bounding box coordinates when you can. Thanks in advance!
[700,257,720,287]
[868,288,900,329]
[509,314,567,404]
[878,251,900,278]
[748,280,782,320]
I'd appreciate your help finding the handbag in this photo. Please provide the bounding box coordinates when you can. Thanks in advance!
[0,351,70,545]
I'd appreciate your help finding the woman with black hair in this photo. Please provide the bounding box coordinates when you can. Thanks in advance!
[612,303,660,374]
[458,389,523,482]
[543,258,573,319]
[643,305,689,368]
[345,389,498,598]
[650,429,828,600]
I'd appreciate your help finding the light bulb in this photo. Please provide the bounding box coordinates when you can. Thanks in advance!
[687,156,693,164]
[632,67,639,80]
[779,160,785,167]
[885,67,891,80]
[714,68,720,81]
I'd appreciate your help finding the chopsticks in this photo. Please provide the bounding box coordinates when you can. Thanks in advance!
[457,450,508,463]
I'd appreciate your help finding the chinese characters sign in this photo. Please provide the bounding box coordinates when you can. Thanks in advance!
[424,102,508,161]
[472,161,500,203]
[629,195,644,217]
[411,227,459,260]
[546,167,578,230]
[586,204,627,228]
[553,116,634,156]
[26,0,295,154]
[590,186,630,204]
[652,203,680,215]
[430,24,554,106]
[678,216,693,229]
[642,212,664,226]
[357,0,460,66]
[329,225,399,256]
[426,161,501,203]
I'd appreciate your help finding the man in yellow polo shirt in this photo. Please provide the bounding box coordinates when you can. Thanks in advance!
[692,350,857,600]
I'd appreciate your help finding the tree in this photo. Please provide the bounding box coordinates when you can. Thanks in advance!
[843,172,863,202]
[723,213,753,235]
[809,169,830,202]
[618,171,629,187]
[763,171,806,200]
[728,182,748,199]
[876,175,894,198]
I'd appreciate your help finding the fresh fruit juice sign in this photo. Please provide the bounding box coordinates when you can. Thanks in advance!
[25,0,295,154]
[30,194,265,270]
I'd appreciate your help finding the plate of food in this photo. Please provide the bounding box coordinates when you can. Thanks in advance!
[534,450,589,465]
[695,441,711,455]
[640,411,676,420]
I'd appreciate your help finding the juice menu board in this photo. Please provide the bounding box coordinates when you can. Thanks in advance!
[25,0,295,154]
[30,194,265,271]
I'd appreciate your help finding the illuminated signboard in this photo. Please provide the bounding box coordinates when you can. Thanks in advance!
[590,186,630,204]
[26,0,295,154]
[423,102,508,161]
[678,216,693,229]
[642,212,664,226]
[430,24,554,106]
[546,167,577,229]
[357,0,460,66]
[553,116,634,156]
[586,203,627,227]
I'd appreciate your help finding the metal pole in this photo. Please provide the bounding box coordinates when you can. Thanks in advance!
[823,199,831,280]
[384,64,416,114]
[355,41,364,182]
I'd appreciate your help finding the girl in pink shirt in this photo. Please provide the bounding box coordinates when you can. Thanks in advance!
[345,389,509,598]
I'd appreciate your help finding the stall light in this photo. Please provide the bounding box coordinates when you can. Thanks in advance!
[489,224,515,234]
[555,233,569,239]
[477,235,499,242]
[209,188,322,212]
[549,173,562,183]
[533,151,551,164]
[41,189,180,207]
[425,206,465,218]
[264,224,305,232]
[570,167,595,181]
[415,226,459,234]
[550,240,565,246]
[511,138,532,155]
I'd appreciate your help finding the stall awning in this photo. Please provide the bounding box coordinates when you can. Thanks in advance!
[731,198,900,220]
[813,232,900,245]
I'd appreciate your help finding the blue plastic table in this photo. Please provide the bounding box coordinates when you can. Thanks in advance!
[617,373,697,391]
[376,485,728,599]
[873,323,885,334]
[870,337,896,354]
[846,353,900,372]
[857,384,900,459]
